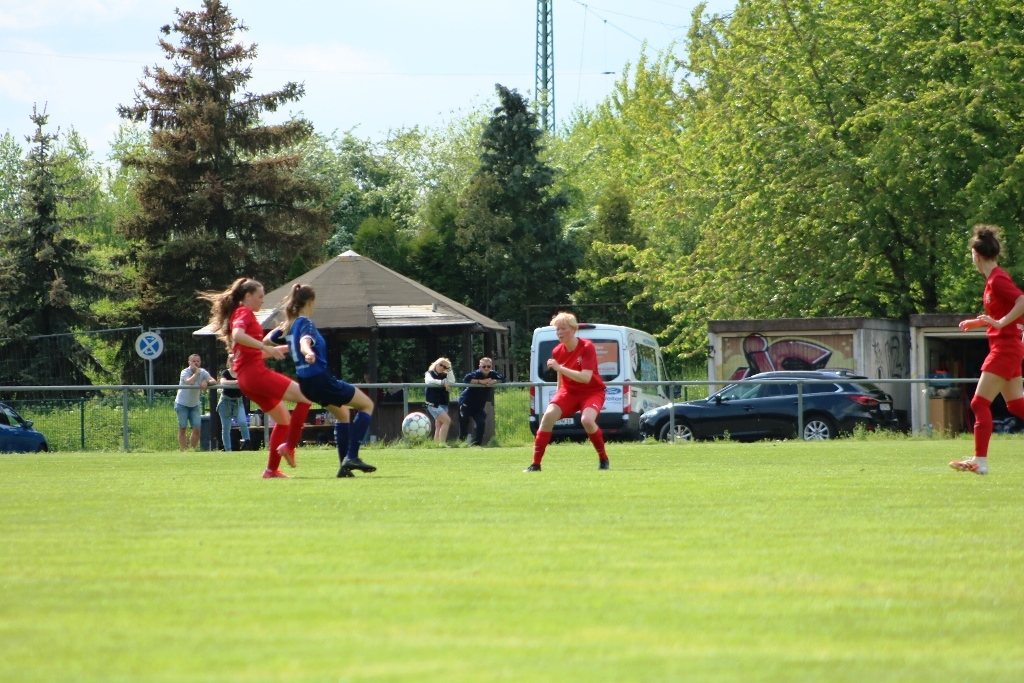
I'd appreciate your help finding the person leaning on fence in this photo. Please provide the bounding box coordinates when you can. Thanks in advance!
[217,352,251,452]
[424,358,456,446]
[175,354,215,452]
[458,357,505,446]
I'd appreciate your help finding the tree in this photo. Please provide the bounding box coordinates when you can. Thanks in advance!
[455,85,576,344]
[0,132,22,225]
[117,0,328,326]
[351,216,412,271]
[571,181,670,334]
[0,107,107,386]
[637,0,1024,357]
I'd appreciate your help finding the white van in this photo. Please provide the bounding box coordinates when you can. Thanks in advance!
[529,323,670,439]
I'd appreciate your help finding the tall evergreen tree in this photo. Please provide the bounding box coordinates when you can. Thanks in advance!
[456,85,575,343]
[117,0,327,326]
[0,107,106,386]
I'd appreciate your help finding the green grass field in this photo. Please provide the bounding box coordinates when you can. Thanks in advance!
[3,436,1023,682]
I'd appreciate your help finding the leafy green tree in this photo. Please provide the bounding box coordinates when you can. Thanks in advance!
[572,181,670,334]
[351,215,412,271]
[0,107,107,386]
[117,0,328,326]
[455,85,576,344]
[639,0,1024,357]
[409,193,474,300]
[0,132,22,225]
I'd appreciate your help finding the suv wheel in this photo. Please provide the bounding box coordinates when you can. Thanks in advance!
[803,415,837,440]
[660,420,694,442]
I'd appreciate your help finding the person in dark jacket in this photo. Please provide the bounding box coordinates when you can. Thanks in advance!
[458,357,505,446]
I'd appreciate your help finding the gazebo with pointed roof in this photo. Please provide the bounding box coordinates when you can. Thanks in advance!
[194,251,511,381]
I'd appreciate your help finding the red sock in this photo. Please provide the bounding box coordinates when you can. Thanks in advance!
[971,394,992,458]
[588,429,608,460]
[533,430,552,465]
[267,423,289,471]
[286,403,311,450]
[1006,397,1024,421]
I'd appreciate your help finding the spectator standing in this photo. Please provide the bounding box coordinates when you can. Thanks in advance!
[424,358,455,446]
[217,352,251,451]
[175,354,215,452]
[458,357,505,446]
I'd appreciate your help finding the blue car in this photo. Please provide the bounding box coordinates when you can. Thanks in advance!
[0,402,49,453]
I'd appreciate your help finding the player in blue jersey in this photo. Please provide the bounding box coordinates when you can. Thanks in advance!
[274,283,377,478]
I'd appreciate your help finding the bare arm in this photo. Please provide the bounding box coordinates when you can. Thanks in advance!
[232,327,285,360]
[300,336,316,364]
[546,358,593,384]
[979,295,1024,329]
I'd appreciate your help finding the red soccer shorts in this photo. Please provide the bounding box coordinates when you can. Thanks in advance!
[549,389,606,418]
[237,363,293,412]
[981,348,1024,381]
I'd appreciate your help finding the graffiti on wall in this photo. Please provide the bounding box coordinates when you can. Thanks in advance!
[871,334,909,379]
[723,333,855,380]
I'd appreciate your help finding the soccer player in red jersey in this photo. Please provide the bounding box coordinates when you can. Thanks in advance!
[525,311,610,472]
[952,225,1024,475]
[202,278,312,479]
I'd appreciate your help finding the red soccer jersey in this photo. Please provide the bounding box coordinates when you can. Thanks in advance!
[552,337,606,394]
[230,306,265,373]
[983,267,1024,346]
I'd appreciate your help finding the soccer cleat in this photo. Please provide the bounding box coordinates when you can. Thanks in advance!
[949,458,988,475]
[279,446,297,468]
[336,467,355,478]
[524,463,541,472]
[262,469,291,479]
[341,457,377,473]
[599,459,610,470]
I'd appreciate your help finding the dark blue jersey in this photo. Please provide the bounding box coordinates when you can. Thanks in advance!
[287,316,328,379]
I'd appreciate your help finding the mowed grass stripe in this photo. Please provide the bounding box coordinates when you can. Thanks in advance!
[1,439,1022,682]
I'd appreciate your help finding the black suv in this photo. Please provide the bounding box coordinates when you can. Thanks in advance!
[638,371,899,441]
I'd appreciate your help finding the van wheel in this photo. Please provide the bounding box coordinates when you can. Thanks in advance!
[803,415,837,440]
[36,443,49,453]
[660,420,693,442]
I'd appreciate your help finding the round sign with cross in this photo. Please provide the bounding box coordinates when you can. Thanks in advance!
[134,331,164,360]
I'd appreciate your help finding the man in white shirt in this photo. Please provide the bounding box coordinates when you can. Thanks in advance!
[175,354,215,451]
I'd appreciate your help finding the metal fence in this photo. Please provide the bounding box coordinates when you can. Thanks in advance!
[0,378,981,452]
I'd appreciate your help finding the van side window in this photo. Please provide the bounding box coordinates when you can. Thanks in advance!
[636,343,660,382]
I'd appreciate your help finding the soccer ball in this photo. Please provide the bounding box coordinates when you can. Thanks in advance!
[401,411,432,442]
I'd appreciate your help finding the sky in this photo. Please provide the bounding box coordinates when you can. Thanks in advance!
[0,0,735,160]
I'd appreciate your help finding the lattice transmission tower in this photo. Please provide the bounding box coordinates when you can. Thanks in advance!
[535,0,555,133]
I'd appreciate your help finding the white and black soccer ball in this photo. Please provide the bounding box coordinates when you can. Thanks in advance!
[401,411,432,442]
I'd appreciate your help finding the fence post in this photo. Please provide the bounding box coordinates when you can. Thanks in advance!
[797,382,804,439]
[669,385,676,442]
[79,397,86,450]
[122,387,130,451]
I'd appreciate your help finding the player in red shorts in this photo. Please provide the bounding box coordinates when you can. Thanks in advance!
[525,311,610,472]
[202,278,312,479]
[952,225,1024,475]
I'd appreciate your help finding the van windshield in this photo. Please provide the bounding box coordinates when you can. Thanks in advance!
[537,339,620,383]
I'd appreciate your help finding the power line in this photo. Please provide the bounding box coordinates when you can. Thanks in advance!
[567,0,687,30]
[0,49,621,78]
